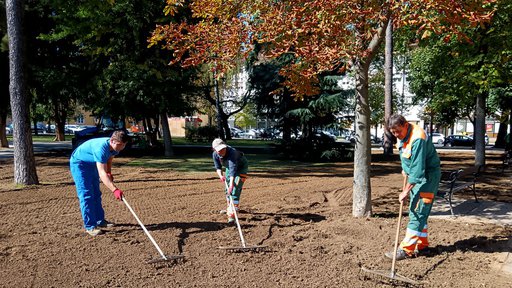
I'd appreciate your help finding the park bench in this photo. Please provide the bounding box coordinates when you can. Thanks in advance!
[436,165,482,216]
[502,150,512,173]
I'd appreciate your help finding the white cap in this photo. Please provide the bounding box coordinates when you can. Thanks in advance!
[212,138,227,152]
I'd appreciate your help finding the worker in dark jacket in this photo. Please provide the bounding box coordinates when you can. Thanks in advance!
[212,138,248,223]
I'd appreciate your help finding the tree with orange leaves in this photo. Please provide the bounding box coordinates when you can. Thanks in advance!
[150,0,495,217]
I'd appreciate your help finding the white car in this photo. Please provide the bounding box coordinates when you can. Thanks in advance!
[65,124,87,134]
[429,133,445,145]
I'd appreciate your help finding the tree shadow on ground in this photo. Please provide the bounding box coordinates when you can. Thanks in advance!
[423,235,512,257]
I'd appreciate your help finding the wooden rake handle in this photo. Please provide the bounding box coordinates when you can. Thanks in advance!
[391,175,407,276]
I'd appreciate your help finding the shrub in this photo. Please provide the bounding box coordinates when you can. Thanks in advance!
[185,126,219,142]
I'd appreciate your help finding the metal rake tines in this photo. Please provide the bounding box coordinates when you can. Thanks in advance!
[218,245,269,253]
[360,266,420,285]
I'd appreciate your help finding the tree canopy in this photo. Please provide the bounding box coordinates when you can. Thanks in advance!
[151,0,496,217]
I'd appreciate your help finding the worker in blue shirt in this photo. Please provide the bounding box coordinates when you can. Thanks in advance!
[70,130,129,236]
[212,138,249,223]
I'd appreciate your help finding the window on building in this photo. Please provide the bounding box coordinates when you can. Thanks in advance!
[76,114,84,124]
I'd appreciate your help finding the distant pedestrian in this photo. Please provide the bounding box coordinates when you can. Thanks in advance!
[212,138,248,223]
[385,115,441,260]
[70,130,129,236]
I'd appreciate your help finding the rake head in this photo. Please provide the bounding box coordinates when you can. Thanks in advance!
[146,254,185,265]
[218,245,269,253]
[360,266,420,285]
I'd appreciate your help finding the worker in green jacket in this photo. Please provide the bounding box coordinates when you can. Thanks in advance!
[385,114,441,260]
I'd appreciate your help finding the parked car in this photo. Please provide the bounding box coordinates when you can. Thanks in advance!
[370,134,381,144]
[239,129,261,139]
[313,130,336,143]
[5,124,13,134]
[444,134,475,147]
[229,127,242,138]
[340,129,354,141]
[65,124,88,134]
[467,134,489,145]
[428,133,445,145]
[31,123,47,134]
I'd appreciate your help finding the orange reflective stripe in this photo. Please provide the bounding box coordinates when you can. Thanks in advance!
[419,192,434,199]
[423,198,433,204]
[234,174,248,185]
[420,192,434,204]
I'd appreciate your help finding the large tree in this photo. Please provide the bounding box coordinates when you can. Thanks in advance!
[0,1,9,148]
[151,0,495,217]
[6,0,38,185]
[410,0,512,167]
[0,35,9,148]
[40,0,199,155]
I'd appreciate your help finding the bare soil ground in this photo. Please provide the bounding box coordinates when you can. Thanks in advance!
[1,150,511,287]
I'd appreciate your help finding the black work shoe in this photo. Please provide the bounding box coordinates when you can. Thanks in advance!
[98,220,115,228]
[384,248,413,261]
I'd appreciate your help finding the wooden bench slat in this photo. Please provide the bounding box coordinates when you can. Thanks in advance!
[436,166,481,216]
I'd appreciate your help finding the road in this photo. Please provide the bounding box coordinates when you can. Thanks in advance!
[0,141,506,160]
[0,141,72,159]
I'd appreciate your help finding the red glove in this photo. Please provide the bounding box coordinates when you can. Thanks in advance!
[107,172,114,182]
[220,176,226,183]
[227,185,234,196]
[113,188,123,200]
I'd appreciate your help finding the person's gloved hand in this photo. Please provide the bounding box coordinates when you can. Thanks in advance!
[220,175,226,183]
[227,185,234,196]
[113,188,123,200]
[107,172,114,182]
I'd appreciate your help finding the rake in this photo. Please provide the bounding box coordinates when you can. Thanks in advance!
[361,176,420,285]
[122,196,185,264]
[218,182,268,253]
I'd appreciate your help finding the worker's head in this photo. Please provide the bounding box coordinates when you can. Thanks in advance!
[212,138,227,156]
[110,130,130,152]
[387,114,409,140]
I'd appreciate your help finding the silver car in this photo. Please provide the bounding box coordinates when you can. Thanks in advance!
[428,133,445,145]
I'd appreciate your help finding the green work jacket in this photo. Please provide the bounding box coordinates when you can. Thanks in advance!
[399,123,441,189]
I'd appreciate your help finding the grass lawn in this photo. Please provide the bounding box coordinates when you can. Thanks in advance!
[7,135,277,146]
[7,135,66,142]
[170,137,278,147]
[126,153,338,173]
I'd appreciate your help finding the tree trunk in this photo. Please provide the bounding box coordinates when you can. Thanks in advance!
[153,115,161,139]
[0,113,8,147]
[0,114,8,147]
[282,92,292,142]
[221,113,231,141]
[160,112,173,157]
[214,77,225,139]
[54,103,66,141]
[6,0,39,185]
[0,51,8,148]
[494,114,509,148]
[474,92,486,167]
[383,17,395,156]
[352,58,372,217]
[33,120,38,136]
